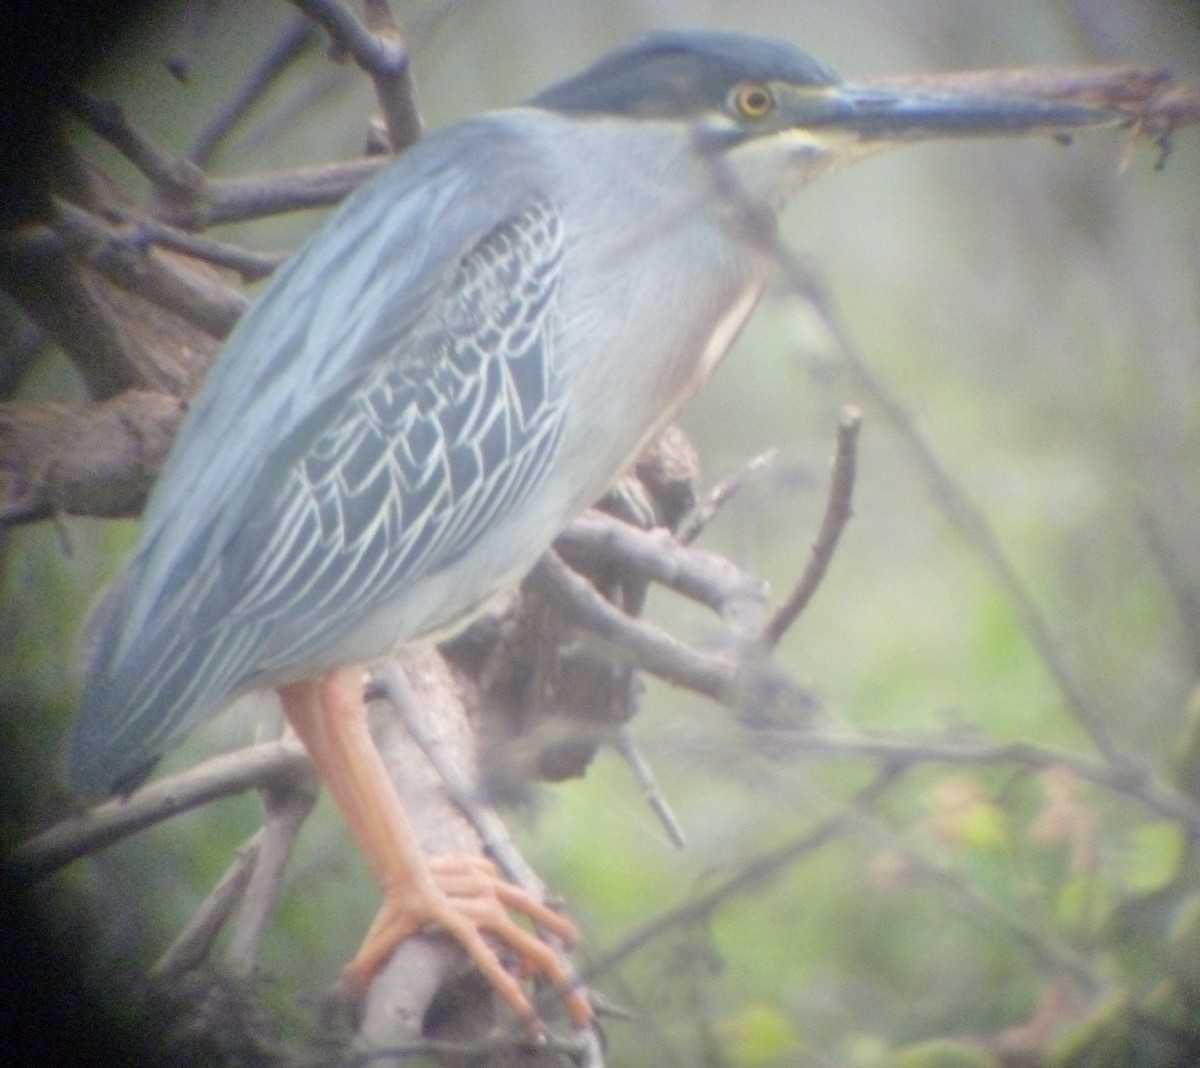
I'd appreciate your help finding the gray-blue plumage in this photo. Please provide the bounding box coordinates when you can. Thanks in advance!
[70,33,805,795]
[70,29,1124,796]
[72,125,571,794]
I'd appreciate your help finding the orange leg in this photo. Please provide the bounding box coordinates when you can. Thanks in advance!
[278,668,591,1032]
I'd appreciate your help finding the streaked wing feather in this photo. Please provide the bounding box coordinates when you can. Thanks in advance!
[71,127,566,794]
[243,197,566,672]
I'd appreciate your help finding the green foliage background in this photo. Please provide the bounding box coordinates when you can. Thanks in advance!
[3,1,1199,1065]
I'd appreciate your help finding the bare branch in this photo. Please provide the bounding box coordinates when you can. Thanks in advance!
[290,0,422,151]
[224,769,319,977]
[102,207,283,283]
[0,390,184,524]
[581,771,897,987]
[163,156,383,230]
[762,405,861,649]
[528,551,740,703]
[0,224,154,397]
[613,724,687,850]
[64,88,208,208]
[55,200,249,337]
[777,261,1123,766]
[189,15,321,165]
[9,740,308,880]
[748,725,1200,835]
[153,830,264,979]
[555,510,769,636]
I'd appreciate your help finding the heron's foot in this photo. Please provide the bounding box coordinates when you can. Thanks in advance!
[341,853,591,1032]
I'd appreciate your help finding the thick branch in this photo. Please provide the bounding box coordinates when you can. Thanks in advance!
[0,390,184,524]
[55,200,249,337]
[0,224,154,398]
[161,157,384,230]
[554,511,768,636]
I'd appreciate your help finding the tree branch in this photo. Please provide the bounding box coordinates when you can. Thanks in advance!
[762,405,861,649]
[9,740,309,880]
[290,0,422,153]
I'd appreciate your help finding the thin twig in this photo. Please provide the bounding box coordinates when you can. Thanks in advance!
[189,15,320,165]
[613,724,687,850]
[676,446,778,545]
[580,770,898,986]
[850,807,1097,987]
[743,725,1200,835]
[779,261,1123,766]
[762,406,861,649]
[65,88,207,205]
[290,0,422,151]
[225,769,318,977]
[153,829,264,979]
[112,207,285,283]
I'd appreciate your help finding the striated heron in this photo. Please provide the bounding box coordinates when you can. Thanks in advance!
[70,31,1129,1029]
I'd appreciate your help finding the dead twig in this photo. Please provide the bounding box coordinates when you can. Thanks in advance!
[224,769,319,977]
[776,257,1124,767]
[290,0,422,151]
[579,770,897,988]
[189,15,321,166]
[153,830,264,979]
[762,406,860,649]
[676,446,778,545]
[555,510,769,638]
[9,740,308,880]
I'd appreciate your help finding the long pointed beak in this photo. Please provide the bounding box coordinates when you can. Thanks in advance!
[782,77,1128,144]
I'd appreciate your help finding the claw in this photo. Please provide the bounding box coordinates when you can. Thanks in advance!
[280,670,592,1031]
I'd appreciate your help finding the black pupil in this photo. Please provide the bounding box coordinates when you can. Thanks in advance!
[743,88,768,113]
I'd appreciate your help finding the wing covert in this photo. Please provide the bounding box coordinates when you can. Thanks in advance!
[212,196,567,676]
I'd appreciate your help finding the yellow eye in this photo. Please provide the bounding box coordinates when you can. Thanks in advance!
[731,82,775,120]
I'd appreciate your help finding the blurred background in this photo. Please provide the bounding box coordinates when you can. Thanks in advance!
[2,1,1199,1065]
